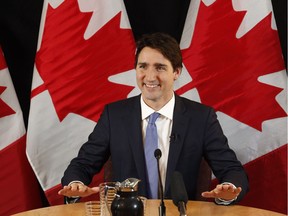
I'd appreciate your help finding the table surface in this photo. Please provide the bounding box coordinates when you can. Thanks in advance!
[13,200,286,216]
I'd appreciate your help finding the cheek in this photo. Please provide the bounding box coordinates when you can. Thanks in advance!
[136,74,144,86]
[136,71,144,80]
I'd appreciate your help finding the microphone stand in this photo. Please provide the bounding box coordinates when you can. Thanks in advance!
[156,157,166,216]
[178,201,187,216]
[159,201,166,216]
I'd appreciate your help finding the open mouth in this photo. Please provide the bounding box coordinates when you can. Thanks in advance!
[145,83,160,88]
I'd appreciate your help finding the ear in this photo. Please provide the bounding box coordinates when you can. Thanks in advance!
[173,67,182,80]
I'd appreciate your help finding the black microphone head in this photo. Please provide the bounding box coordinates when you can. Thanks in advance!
[154,148,162,160]
[171,171,188,206]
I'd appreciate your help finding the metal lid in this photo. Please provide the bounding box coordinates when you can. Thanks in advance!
[116,178,141,192]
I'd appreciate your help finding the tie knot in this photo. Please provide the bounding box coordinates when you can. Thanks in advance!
[148,112,160,124]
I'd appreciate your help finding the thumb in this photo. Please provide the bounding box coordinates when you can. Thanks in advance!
[201,191,216,198]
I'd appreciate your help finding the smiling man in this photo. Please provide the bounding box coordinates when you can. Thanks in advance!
[135,44,181,111]
[59,32,249,205]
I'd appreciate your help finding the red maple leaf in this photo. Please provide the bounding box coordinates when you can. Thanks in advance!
[179,0,286,131]
[0,86,16,118]
[0,49,16,118]
[34,0,135,122]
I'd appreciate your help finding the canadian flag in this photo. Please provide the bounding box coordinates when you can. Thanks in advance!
[178,0,287,214]
[26,0,135,205]
[26,0,287,213]
[0,48,42,215]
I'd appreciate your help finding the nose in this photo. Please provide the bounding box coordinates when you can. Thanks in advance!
[145,68,157,81]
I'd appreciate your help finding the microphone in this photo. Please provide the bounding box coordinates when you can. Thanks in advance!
[154,149,166,216]
[171,171,188,216]
[170,133,178,142]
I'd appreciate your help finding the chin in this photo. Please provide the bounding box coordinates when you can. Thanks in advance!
[143,93,160,102]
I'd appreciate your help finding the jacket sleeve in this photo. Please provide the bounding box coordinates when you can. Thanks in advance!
[203,108,249,202]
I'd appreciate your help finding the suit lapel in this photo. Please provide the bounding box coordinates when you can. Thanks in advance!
[165,95,189,195]
[120,95,190,197]
[121,96,148,192]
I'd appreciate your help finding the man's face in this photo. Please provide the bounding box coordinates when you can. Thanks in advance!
[136,47,181,109]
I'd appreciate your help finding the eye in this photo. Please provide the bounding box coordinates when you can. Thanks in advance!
[156,65,166,71]
[138,63,146,69]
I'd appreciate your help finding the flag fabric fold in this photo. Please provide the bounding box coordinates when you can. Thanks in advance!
[178,0,287,214]
[0,47,42,215]
[26,0,136,205]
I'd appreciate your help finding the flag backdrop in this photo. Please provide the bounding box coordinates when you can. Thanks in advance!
[0,48,42,215]
[25,0,287,214]
[26,0,136,205]
[178,0,287,214]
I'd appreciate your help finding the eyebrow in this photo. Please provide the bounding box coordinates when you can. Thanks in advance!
[154,63,167,67]
[137,62,168,68]
[137,62,147,65]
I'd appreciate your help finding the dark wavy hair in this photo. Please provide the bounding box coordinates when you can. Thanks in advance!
[134,32,183,71]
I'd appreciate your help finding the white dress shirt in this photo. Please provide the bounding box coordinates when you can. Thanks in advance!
[141,94,175,192]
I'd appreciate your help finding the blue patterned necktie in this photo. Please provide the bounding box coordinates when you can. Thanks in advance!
[144,112,160,199]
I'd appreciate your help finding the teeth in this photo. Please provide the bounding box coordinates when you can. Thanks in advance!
[145,84,158,88]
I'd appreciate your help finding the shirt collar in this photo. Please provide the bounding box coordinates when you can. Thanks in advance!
[141,94,175,120]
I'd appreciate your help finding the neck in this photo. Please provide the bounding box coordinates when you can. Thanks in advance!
[143,93,174,111]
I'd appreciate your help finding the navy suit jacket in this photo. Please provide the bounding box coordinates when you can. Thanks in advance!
[62,94,249,201]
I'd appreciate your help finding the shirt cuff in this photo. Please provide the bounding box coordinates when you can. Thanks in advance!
[68,180,84,186]
[65,196,81,204]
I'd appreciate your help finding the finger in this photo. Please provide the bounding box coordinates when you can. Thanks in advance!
[213,188,221,197]
[222,184,231,191]
[85,187,99,196]
[77,188,98,197]
[77,184,87,192]
[58,185,99,198]
[58,186,72,195]
[201,190,218,198]
[226,185,241,194]
[216,184,224,191]
[201,191,214,198]
[233,187,242,195]
[58,189,76,197]
[58,189,66,195]
[63,185,71,190]
[91,187,100,193]
[221,185,234,193]
[70,183,79,191]
[212,185,224,194]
